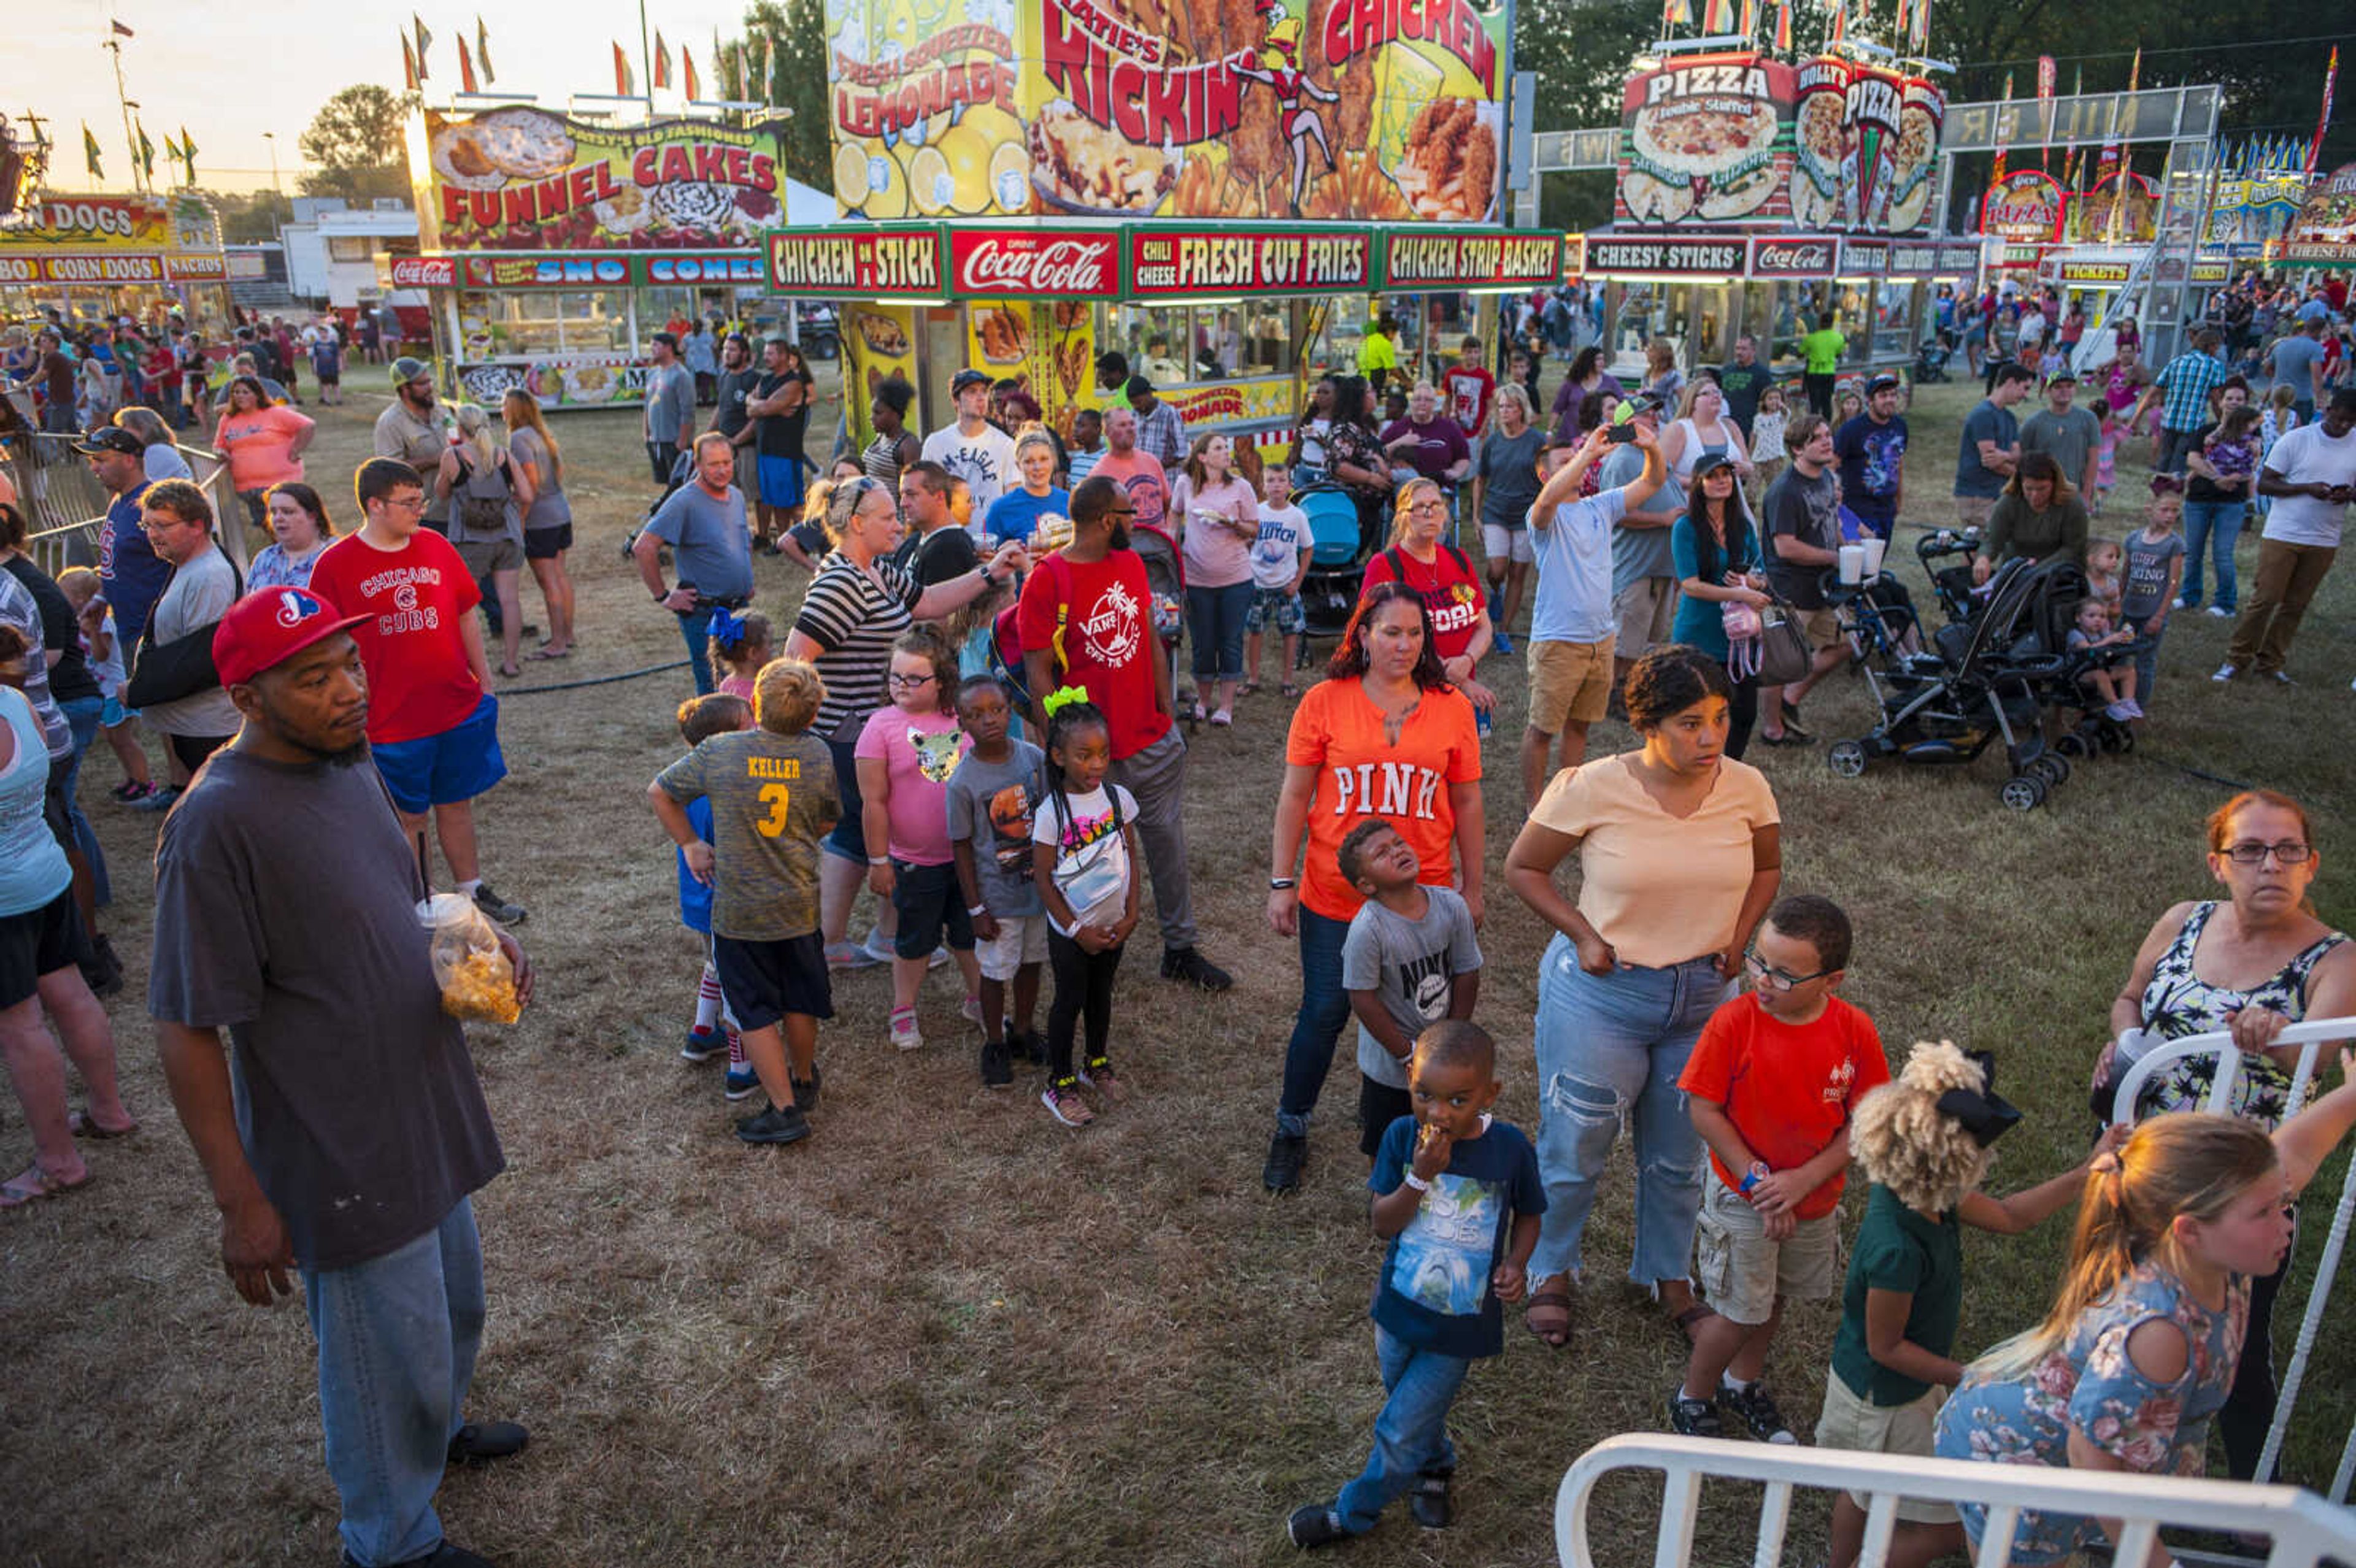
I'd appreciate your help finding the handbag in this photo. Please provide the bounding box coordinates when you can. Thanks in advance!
[125,556,244,708]
[1754,595,1815,688]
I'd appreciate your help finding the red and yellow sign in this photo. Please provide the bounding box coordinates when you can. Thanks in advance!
[766,226,946,297]
[1979,169,2065,243]
[1127,227,1372,296]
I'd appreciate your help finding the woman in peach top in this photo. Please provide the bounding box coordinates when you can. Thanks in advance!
[1503,645,1781,1348]
[212,375,315,536]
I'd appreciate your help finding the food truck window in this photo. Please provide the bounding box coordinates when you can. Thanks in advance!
[1873,282,1914,361]
[1110,304,1206,385]
[1831,285,1870,363]
[558,290,630,353]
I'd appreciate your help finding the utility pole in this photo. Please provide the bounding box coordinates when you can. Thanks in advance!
[264,131,282,193]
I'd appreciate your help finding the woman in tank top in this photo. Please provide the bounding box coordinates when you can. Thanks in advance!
[1657,378,1755,488]
[861,376,920,490]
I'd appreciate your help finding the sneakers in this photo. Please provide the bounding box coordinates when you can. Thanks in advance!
[980,1036,1014,1088]
[471,882,527,924]
[1008,1026,1047,1066]
[1409,1470,1455,1529]
[793,1064,822,1113]
[680,1029,728,1063]
[735,1102,811,1145]
[109,779,156,804]
[2268,671,2294,685]
[825,939,882,970]
[1263,1130,1307,1192]
[961,993,984,1025]
[1161,945,1233,991]
[889,1007,923,1051]
[2213,663,2241,682]
[1490,628,1514,656]
[1080,1057,1126,1106]
[2206,604,2234,618]
[445,1420,530,1464]
[1285,1504,1349,1550]
[126,783,181,812]
[1667,1386,1726,1438]
[722,1067,762,1101]
[1720,1380,1798,1444]
[2119,698,2146,718]
[2104,701,2136,722]
[1042,1075,1095,1127]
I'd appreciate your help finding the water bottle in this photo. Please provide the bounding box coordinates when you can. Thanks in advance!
[1476,704,1493,740]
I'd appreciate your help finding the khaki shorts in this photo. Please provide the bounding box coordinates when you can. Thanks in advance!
[1614,575,1679,660]
[1526,636,1615,735]
[1954,494,1995,529]
[1815,1376,1957,1525]
[1793,605,1841,650]
[1694,1177,1839,1326]
[974,911,1049,982]
[733,444,761,501]
[455,536,523,577]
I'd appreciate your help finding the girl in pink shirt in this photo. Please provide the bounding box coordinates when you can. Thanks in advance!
[856,630,977,1050]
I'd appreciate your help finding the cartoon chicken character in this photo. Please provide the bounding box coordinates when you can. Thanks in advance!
[1232,15,1339,213]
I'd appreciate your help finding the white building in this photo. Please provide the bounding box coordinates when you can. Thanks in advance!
[279,199,423,312]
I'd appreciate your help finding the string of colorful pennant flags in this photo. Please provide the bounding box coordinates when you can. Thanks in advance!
[398,16,750,104]
[1661,0,1930,53]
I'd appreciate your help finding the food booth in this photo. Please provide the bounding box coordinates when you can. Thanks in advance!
[1577,46,1962,384]
[799,0,1533,453]
[0,191,233,334]
[396,106,817,409]
[2271,162,2356,273]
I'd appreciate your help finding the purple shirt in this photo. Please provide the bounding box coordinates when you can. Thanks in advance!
[1379,416,1471,483]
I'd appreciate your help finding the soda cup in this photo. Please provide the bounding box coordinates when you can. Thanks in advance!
[1838,544,1866,583]
[1476,704,1493,739]
[1861,537,1887,578]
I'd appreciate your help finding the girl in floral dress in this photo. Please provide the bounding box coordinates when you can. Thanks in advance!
[1933,1080,2356,1565]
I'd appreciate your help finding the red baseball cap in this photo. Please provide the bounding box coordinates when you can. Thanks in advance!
[212,586,370,687]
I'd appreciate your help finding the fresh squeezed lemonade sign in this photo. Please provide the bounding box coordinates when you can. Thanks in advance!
[826,0,1029,218]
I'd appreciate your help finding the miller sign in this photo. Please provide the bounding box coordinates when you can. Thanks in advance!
[950,230,1117,296]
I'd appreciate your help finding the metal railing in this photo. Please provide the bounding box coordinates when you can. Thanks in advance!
[2111,1018,2356,1502]
[1555,1433,2356,1568]
[2,431,250,578]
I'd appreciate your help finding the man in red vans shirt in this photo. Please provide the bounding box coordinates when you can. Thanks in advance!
[309,458,526,926]
[1018,475,1230,991]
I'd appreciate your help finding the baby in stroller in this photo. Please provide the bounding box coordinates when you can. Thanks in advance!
[2065,598,2143,721]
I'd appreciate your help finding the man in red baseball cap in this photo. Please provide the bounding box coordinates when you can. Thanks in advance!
[152,583,535,1568]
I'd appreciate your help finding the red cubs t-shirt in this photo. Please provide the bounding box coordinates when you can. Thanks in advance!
[1360,545,1486,662]
[1679,992,1889,1220]
[308,529,485,744]
[1016,548,1171,761]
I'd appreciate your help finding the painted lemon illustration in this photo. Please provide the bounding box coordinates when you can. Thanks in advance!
[937,105,1023,215]
[833,143,870,206]
[909,145,955,214]
[990,142,1030,213]
[863,152,910,219]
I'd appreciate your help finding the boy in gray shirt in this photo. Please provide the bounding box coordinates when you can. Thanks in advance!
[1338,818,1483,1159]
[946,675,1050,1089]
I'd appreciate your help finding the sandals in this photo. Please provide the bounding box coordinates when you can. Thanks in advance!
[67,1109,137,1139]
[1209,709,1233,728]
[525,647,571,661]
[1237,682,1261,697]
[1525,1285,1574,1347]
[1,1161,91,1209]
[1668,1302,1720,1345]
[1280,682,1300,699]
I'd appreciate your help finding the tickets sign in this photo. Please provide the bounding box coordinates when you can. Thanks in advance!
[1380,229,1561,289]
[766,226,946,297]
[1127,228,1372,295]
[949,227,1120,297]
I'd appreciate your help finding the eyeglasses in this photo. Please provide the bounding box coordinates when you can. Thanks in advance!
[1409,500,1448,514]
[1743,945,1838,991]
[2220,841,2312,866]
[886,671,936,689]
[383,494,428,513]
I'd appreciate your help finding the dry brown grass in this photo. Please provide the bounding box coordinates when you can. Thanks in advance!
[3,369,2350,1567]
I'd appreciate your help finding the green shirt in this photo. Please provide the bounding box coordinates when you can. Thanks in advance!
[1358,331,1397,374]
[1831,1182,1963,1407]
[1801,328,1847,377]
[655,729,841,941]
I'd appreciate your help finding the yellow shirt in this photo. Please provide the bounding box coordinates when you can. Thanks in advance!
[1531,751,1779,968]
[1358,331,1396,375]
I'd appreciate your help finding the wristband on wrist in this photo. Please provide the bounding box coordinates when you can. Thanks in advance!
[1268,877,1296,891]
[868,855,890,866]
[1402,1172,1431,1192]
[968,904,988,915]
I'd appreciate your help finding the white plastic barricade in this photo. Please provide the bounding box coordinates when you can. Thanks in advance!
[2109,1017,2356,1497]
[1554,1433,2356,1568]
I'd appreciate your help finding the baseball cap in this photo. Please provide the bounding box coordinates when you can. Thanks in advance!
[389,355,431,385]
[212,586,371,688]
[2045,367,2079,383]
[1124,374,1155,399]
[1865,374,1903,395]
[1688,452,1741,483]
[1611,393,1663,423]
[950,368,992,393]
[72,427,144,457]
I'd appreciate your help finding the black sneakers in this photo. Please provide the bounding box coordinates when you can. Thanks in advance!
[980,1036,1014,1088]
[445,1421,530,1464]
[736,1102,811,1145]
[1668,1386,1725,1438]
[1409,1471,1455,1529]
[793,1064,822,1114]
[1161,946,1233,991]
[1285,1504,1347,1550]
[471,882,527,925]
[1263,1131,1307,1193]
[1721,1380,1798,1444]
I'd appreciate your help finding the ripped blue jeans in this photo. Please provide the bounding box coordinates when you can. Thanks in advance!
[1530,936,1729,1287]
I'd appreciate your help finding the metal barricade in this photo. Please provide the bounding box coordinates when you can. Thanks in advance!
[1555,1432,2356,1568]
[2110,1018,2356,1501]
[1,431,248,578]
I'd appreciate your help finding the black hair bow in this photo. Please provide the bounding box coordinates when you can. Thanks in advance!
[1936,1050,2023,1147]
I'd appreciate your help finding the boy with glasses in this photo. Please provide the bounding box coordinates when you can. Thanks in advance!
[1669,894,1889,1443]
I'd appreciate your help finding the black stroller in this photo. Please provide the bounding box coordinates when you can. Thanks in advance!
[1914,337,1954,383]
[1916,526,1985,624]
[1825,557,2071,810]
[2005,558,2146,760]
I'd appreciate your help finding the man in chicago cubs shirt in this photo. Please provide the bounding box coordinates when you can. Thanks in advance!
[308,458,526,925]
[1018,475,1230,991]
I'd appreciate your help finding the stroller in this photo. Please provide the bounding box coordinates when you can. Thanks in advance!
[1917,525,1986,625]
[1295,482,1373,639]
[2005,558,2145,761]
[1825,557,2071,810]
[1914,337,1954,383]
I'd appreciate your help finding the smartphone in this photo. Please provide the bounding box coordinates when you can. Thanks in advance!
[1606,423,1636,444]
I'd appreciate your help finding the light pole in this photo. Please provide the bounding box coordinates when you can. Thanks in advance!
[263,131,282,193]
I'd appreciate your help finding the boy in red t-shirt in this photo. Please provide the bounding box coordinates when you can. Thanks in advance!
[1672,894,1888,1443]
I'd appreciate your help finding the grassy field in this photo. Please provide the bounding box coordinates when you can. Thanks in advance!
[4,366,2352,1568]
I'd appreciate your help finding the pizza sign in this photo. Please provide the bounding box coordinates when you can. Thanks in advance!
[1615,51,1793,226]
[1841,64,1904,229]
[1980,169,2065,242]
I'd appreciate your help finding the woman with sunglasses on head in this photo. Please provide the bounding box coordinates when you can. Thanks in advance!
[1358,478,1496,719]
[2089,788,2352,1481]
[783,475,1026,969]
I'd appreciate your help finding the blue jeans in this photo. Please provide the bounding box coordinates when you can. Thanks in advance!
[1332,1326,1469,1533]
[2132,620,2165,710]
[675,604,716,694]
[1276,906,1352,1136]
[1530,939,1728,1286]
[2180,500,2245,610]
[1187,580,1253,682]
[303,1197,485,1568]
[57,695,109,907]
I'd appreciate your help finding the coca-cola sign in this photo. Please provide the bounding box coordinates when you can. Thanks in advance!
[949,228,1117,298]
[388,256,458,288]
[1128,227,1371,296]
[1747,237,1836,277]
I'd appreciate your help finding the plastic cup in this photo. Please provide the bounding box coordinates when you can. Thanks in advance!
[1839,544,1866,584]
[1861,537,1887,578]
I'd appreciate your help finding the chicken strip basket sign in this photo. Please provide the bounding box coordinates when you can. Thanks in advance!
[825,0,1509,222]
